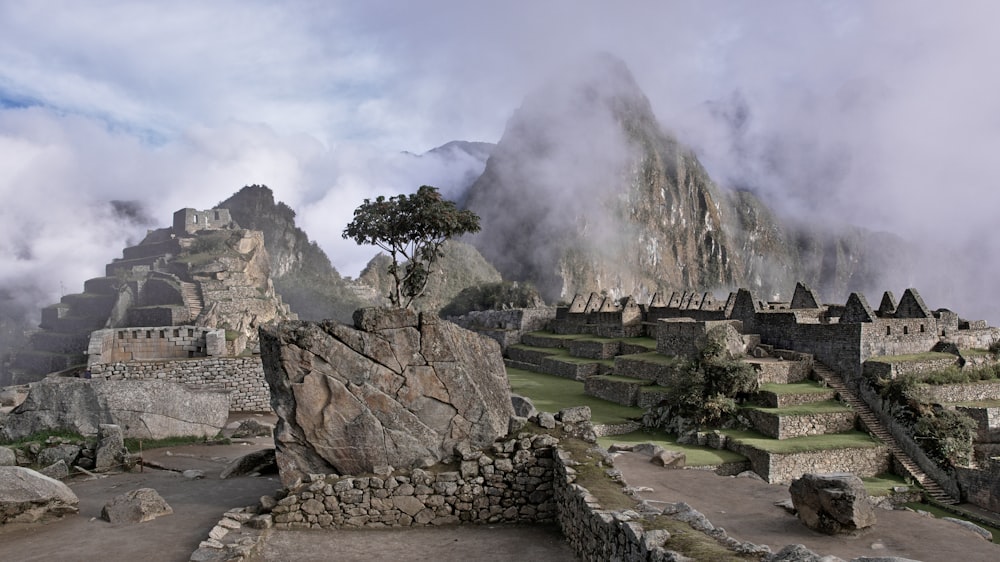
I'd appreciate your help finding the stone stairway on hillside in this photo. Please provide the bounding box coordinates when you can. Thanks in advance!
[811,362,958,505]
[180,282,204,321]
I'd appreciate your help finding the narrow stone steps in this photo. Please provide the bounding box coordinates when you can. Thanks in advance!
[180,282,203,320]
[811,363,958,505]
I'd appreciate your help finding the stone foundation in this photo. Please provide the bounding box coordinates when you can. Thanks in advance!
[741,408,856,440]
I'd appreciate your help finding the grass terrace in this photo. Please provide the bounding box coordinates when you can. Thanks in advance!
[617,350,686,366]
[506,367,643,425]
[862,473,908,497]
[866,352,956,364]
[758,381,833,395]
[742,400,852,416]
[720,429,881,454]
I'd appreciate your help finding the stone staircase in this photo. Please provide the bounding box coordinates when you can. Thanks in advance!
[180,282,204,321]
[811,362,958,505]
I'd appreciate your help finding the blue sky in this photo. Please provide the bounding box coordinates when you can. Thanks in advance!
[2,1,1000,320]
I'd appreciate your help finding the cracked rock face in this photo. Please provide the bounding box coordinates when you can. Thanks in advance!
[259,308,513,485]
[1,379,229,441]
[789,472,876,535]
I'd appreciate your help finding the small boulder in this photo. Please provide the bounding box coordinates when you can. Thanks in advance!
[536,412,556,429]
[557,406,591,424]
[182,469,205,480]
[95,424,127,472]
[230,419,274,439]
[101,488,173,524]
[632,443,666,457]
[510,394,537,419]
[37,444,80,468]
[789,472,876,535]
[0,446,16,466]
[0,466,79,524]
[650,449,686,468]
[39,460,69,480]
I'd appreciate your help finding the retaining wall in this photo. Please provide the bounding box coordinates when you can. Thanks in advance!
[89,356,269,411]
[921,381,1000,403]
[741,409,856,440]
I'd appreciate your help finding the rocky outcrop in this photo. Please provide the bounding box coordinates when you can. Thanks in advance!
[259,308,514,485]
[101,488,173,524]
[789,472,876,535]
[1,378,229,440]
[0,466,79,524]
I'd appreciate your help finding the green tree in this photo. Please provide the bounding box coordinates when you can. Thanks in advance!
[343,186,481,308]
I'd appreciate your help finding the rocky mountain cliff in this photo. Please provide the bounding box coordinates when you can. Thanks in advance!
[217,185,368,323]
[463,54,908,304]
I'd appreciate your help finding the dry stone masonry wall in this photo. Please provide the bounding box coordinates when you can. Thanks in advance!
[89,356,268,412]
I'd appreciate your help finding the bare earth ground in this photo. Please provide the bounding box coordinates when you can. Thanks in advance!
[4,418,1000,561]
[613,451,1000,562]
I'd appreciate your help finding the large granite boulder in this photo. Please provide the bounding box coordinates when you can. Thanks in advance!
[0,466,79,524]
[789,472,876,535]
[259,309,514,485]
[1,379,229,441]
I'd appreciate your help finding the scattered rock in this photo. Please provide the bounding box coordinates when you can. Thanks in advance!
[219,448,276,479]
[737,470,766,482]
[606,443,634,453]
[536,412,556,429]
[230,419,274,438]
[259,311,514,485]
[789,473,876,535]
[37,444,80,468]
[39,460,69,480]
[101,487,173,524]
[650,449,685,468]
[183,469,205,480]
[767,544,825,561]
[95,424,127,472]
[557,406,591,424]
[510,393,537,418]
[0,446,15,466]
[0,466,79,524]
[631,443,665,457]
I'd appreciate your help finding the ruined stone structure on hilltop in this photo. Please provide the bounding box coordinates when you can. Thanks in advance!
[5,207,296,385]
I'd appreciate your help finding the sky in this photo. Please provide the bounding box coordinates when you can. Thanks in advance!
[2,0,1000,323]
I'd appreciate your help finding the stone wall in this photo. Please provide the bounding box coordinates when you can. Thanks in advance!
[448,308,557,352]
[956,458,1000,512]
[88,356,268,412]
[955,405,1000,443]
[87,326,225,367]
[271,432,559,529]
[746,358,811,384]
[741,409,856,440]
[862,356,960,381]
[726,441,889,484]
[921,381,1000,403]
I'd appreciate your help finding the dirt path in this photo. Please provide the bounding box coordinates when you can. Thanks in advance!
[613,452,1000,562]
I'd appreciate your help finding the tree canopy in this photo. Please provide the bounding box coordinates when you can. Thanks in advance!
[343,185,481,308]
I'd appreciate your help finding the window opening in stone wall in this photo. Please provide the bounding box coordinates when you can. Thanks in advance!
[159,330,165,338]
[188,328,194,337]
[903,326,909,335]
[132,330,139,339]
[192,215,197,223]
[118,331,126,339]
[886,326,891,335]
[920,324,925,333]
[146,330,152,338]
[174,329,180,337]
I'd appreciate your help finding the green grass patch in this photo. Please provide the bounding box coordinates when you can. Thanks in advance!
[962,348,992,357]
[0,429,85,447]
[124,434,229,452]
[525,331,586,341]
[867,352,956,364]
[904,501,1000,544]
[742,400,852,416]
[644,515,757,561]
[619,336,658,349]
[591,374,653,385]
[721,429,880,454]
[758,381,833,395]
[618,351,685,366]
[597,429,746,466]
[546,353,615,367]
[862,473,908,496]
[558,436,636,511]
[508,344,562,354]
[506,367,643,425]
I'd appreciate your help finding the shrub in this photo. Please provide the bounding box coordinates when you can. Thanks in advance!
[914,409,976,468]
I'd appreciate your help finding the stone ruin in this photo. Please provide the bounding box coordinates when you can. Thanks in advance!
[258,307,514,485]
